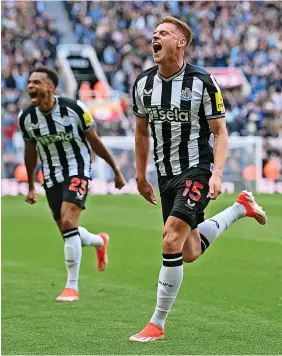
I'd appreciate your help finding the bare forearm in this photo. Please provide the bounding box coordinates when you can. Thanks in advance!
[135,133,150,181]
[89,139,119,174]
[213,133,228,176]
[24,146,37,190]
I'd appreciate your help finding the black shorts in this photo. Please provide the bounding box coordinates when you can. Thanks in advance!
[45,176,89,221]
[158,167,212,230]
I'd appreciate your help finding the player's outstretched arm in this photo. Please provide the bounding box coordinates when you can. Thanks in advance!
[86,128,125,189]
[208,118,228,200]
[24,140,38,204]
[135,117,156,205]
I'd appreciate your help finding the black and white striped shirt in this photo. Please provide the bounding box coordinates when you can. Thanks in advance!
[18,96,94,188]
[132,62,225,177]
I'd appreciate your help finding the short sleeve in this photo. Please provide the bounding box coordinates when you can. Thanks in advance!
[17,110,34,141]
[132,78,149,118]
[203,75,225,120]
[75,100,96,132]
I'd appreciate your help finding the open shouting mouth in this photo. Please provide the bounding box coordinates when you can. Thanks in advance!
[153,42,162,55]
[29,91,40,105]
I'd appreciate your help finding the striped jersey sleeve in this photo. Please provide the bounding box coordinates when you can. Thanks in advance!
[74,100,96,132]
[132,77,149,118]
[203,75,225,120]
[17,108,34,141]
[59,97,95,133]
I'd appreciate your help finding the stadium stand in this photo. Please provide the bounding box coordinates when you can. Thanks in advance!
[2,1,282,181]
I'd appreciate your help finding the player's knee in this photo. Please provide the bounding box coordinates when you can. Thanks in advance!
[60,214,76,232]
[162,229,182,253]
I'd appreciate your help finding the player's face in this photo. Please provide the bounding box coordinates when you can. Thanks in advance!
[152,23,184,64]
[27,72,54,106]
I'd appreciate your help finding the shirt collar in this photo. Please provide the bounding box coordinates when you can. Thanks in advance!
[38,96,58,115]
[157,62,186,82]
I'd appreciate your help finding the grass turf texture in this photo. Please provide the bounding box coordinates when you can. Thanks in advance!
[2,194,282,355]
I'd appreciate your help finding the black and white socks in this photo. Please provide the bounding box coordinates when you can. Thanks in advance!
[62,228,82,292]
[199,202,246,253]
[78,226,103,248]
[150,253,183,329]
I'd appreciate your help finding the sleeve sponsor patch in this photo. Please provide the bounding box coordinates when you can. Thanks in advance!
[215,92,225,112]
[83,111,94,127]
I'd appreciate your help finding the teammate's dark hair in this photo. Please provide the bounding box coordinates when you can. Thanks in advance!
[30,66,59,88]
[158,16,193,47]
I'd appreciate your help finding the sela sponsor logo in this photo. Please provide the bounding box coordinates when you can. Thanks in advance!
[180,87,192,101]
[37,132,74,146]
[147,106,191,123]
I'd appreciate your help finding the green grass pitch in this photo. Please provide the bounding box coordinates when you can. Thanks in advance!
[2,193,282,355]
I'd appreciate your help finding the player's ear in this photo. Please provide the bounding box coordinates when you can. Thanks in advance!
[48,81,55,92]
[177,38,186,48]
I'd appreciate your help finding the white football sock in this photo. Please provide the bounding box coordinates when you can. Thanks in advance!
[150,253,183,329]
[78,226,103,248]
[199,202,246,251]
[63,228,82,292]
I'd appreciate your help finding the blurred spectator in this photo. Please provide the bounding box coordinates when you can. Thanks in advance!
[79,81,93,102]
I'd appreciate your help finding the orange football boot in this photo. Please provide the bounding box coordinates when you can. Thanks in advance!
[129,322,165,342]
[96,233,110,271]
[56,288,79,302]
[236,190,267,225]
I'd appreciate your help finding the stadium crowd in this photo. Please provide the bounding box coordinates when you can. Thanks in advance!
[2,1,62,177]
[64,1,282,136]
[2,1,282,181]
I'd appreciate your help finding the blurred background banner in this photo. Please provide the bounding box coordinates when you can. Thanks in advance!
[2,1,282,194]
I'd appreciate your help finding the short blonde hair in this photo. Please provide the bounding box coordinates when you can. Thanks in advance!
[158,16,193,47]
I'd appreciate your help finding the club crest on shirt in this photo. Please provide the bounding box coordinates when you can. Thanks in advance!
[180,87,192,101]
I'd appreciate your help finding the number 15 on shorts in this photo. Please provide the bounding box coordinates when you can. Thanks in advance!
[183,180,204,201]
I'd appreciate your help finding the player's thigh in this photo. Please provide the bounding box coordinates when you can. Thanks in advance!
[170,168,211,231]
[45,183,63,221]
[61,176,89,230]
[160,185,176,225]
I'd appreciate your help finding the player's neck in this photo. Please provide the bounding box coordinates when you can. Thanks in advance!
[158,59,184,79]
[39,96,56,113]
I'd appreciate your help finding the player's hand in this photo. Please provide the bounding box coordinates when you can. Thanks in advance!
[25,190,37,204]
[208,172,222,200]
[114,171,126,190]
[136,179,157,205]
